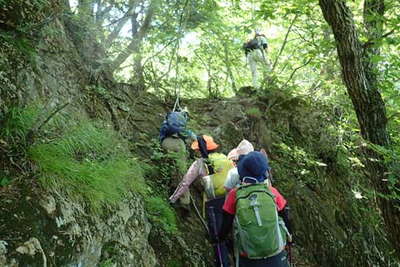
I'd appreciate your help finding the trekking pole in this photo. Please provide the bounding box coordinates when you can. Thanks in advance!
[208,206,224,267]
[288,244,293,267]
[260,48,266,62]
[189,194,209,233]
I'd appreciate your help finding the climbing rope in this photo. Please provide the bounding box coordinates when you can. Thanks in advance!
[172,95,181,112]
[172,0,190,112]
[251,0,256,22]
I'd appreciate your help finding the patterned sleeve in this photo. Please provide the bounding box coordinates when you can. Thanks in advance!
[169,158,207,203]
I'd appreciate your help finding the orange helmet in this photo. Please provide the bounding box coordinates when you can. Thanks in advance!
[191,135,219,151]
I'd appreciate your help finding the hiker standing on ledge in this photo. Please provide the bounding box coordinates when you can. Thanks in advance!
[243,30,271,88]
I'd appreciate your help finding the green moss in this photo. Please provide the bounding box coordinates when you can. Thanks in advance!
[245,107,262,118]
[99,259,114,267]
[145,196,178,234]
[0,176,11,186]
[167,259,184,267]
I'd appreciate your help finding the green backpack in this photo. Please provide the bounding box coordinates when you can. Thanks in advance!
[234,183,288,259]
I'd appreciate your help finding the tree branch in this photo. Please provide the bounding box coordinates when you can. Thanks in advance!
[26,102,70,144]
[103,8,134,49]
[282,57,313,88]
[96,1,115,25]
[142,37,179,67]
[78,0,94,17]
[387,112,400,121]
[37,102,70,132]
[272,14,298,72]
[362,29,396,48]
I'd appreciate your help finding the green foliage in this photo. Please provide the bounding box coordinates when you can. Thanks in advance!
[167,259,184,267]
[369,143,400,200]
[0,105,40,168]
[0,32,36,59]
[275,142,328,186]
[99,259,114,267]
[0,105,181,233]
[145,196,178,235]
[29,119,147,211]
[272,133,395,266]
[27,115,178,232]
[147,138,187,192]
[131,138,188,235]
[0,0,50,32]
[0,106,39,141]
[0,105,38,187]
[245,107,262,118]
[0,177,11,187]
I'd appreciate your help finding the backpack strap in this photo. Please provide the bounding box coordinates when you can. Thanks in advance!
[197,136,209,158]
[204,159,214,175]
[196,136,215,174]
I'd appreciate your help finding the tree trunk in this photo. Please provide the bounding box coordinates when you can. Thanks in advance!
[319,0,400,256]
[222,41,236,93]
[78,0,94,18]
[63,0,71,11]
[103,13,132,49]
[131,12,145,88]
[109,1,155,72]
[63,0,114,82]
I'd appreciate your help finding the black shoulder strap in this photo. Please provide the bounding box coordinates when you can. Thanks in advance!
[205,159,214,175]
[197,136,215,174]
[197,136,209,159]
[165,111,171,122]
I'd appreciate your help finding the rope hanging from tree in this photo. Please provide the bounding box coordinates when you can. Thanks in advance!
[172,0,190,112]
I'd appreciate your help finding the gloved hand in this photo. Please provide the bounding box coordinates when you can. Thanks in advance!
[169,197,176,205]
[284,231,294,249]
[188,131,197,142]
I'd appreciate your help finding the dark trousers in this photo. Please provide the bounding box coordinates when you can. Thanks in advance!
[239,250,289,267]
[206,197,231,267]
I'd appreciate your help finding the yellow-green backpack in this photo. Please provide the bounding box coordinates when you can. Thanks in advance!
[203,153,234,198]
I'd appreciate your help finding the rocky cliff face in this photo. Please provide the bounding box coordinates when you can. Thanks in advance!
[0,2,213,265]
[0,185,156,266]
[0,6,158,266]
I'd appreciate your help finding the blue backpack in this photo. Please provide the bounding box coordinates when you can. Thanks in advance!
[159,111,188,142]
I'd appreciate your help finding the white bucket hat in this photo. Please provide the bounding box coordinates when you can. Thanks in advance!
[227,139,254,161]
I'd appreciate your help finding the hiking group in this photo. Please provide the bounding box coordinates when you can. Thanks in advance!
[159,108,293,267]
